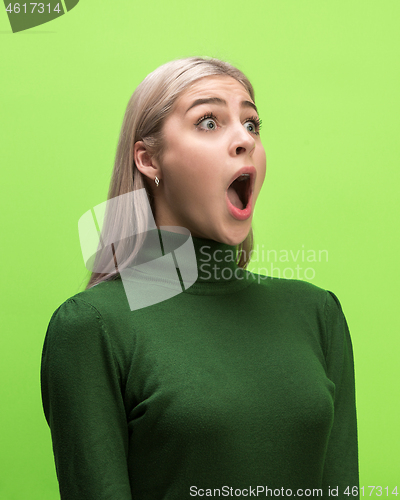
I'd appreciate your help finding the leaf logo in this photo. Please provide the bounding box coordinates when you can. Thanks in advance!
[4,0,79,33]
[78,189,198,312]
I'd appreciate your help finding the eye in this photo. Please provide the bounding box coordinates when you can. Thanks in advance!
[245,116,262,135]
[245,121,255,133]
[195,112,218,132]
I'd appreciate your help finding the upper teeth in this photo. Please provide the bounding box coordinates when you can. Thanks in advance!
[237,174,250,181]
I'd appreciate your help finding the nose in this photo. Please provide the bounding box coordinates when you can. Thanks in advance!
[236,142,256,155]
[229,123,256,157]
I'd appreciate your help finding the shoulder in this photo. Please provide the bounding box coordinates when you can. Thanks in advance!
[249,272,331,309]
[248,274,349,334]
[42,278,142,387]
[45,278,130,345]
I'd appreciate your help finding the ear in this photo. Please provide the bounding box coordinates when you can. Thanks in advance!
[134,141,161,182]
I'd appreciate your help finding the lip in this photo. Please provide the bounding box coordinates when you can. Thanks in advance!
[225,166,256,221]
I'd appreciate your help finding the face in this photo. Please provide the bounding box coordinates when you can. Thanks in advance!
[144,75,266,246]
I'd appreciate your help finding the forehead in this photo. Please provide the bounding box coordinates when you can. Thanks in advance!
[173,75,252,114]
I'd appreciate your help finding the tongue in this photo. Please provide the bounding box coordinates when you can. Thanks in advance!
[227,186,244,210]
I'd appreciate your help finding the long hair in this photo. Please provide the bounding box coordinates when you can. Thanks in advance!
[82,56,257,290]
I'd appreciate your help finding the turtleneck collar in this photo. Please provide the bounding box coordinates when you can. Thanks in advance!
[119,227,256,296]
[187,233,256,294]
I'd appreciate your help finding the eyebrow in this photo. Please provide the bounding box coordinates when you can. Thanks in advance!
[185,97,258,115]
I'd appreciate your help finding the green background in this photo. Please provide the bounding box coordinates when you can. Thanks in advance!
[1,1,399,498]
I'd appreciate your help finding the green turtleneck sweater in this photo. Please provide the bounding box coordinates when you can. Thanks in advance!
[40,228,359,499]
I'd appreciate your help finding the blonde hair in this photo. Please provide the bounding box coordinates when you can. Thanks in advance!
[82,56,257,290]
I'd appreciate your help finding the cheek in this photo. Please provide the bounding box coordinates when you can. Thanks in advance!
[258,144,267,164]
[166,143,218,183]
[182,139,217,166]
[164,135,203,169]
[258,149,267,179]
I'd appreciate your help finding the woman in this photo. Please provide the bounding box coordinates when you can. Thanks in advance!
[41,56,359,499]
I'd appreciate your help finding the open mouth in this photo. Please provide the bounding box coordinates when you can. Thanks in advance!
[227,173,251,210]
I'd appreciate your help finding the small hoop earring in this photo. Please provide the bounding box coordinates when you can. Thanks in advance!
[155,176,160,187]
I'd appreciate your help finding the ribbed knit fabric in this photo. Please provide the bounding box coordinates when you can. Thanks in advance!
[40,228,359,499]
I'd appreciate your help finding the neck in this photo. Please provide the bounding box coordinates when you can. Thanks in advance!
[118,227,256,299]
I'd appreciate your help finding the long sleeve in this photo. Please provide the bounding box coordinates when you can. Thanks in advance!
[40,298,133,500]
[322,290,359,497]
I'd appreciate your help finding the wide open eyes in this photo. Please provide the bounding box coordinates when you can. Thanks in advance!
[194,112,262,135]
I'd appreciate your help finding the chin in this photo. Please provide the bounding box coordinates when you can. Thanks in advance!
[218,225,251,247]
